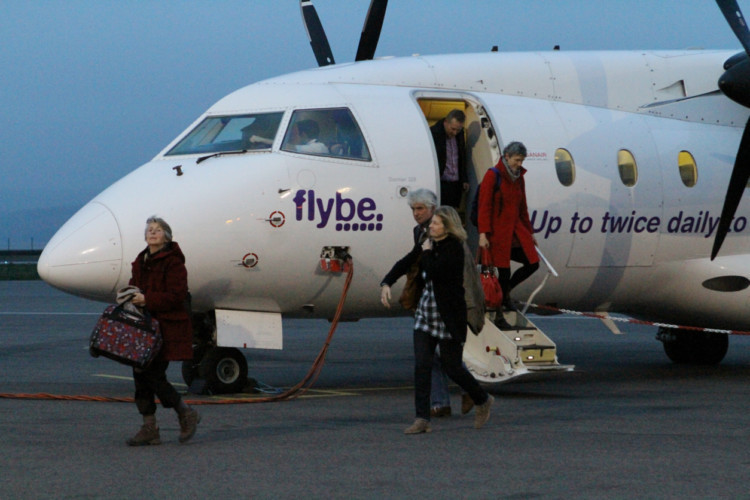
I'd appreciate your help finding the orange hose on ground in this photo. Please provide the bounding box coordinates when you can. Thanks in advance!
[0,257,354,405]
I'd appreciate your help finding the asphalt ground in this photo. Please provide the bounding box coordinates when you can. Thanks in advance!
[2,281,750,499]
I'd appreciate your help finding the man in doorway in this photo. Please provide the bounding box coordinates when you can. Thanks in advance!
[430,109,468,208]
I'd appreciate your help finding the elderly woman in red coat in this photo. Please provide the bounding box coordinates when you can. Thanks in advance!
[126,216,200,446]
[477,142,539,315]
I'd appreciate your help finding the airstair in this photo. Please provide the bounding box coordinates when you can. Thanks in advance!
[463,308,574,384]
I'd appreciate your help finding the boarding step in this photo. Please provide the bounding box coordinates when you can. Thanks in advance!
[463,309,574,385]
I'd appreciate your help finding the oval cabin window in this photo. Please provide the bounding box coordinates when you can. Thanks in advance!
[617,149,637,187]
[554,148,575,186]
[678,151,697,187]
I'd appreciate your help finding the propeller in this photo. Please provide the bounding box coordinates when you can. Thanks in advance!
[300,0,335,66]
[712,0,750,259]
[300,0,388,67]
[355,0,389,62]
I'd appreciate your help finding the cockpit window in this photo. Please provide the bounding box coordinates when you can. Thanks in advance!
[165,112,284,156]
[281,108,371,161]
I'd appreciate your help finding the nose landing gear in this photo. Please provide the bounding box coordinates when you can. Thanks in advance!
[182,313,251,394]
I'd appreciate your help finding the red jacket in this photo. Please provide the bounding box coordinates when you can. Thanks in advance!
[477,160,539,268]
[129,242,192,361]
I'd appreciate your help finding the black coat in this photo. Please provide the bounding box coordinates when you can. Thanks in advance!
[430,119,467,185]
[417,236,467,343]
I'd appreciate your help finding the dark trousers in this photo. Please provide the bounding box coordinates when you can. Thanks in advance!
[498,247,540,306]
[440,180,463,208]
[413,329,488,420]
[133,358,182,416]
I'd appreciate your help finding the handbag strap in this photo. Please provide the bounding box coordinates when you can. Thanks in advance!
[478,247,494,268]
[112,301,156,330]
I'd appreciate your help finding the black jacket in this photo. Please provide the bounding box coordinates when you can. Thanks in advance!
[430,119,467,185]
[417,236,467,343]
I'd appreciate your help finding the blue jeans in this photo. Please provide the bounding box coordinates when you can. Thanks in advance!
[430,351,451,408]
[414,329,488,421]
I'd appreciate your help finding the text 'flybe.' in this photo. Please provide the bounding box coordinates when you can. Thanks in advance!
[293,190,384,231]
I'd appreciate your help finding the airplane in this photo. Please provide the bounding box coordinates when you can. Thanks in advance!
[36,0,750,393]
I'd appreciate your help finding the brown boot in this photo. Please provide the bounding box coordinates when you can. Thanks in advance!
[178,408,201,444]
[404,418,432,434]
[430,406,452,418]
[474,395,494,429]
[126,416,161,446]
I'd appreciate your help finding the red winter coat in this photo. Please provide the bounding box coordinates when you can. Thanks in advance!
[129,242,192,361]
[477,160,539,268]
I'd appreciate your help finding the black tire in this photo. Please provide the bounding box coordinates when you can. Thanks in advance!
[181,359,199,387]
[662,329,728,365]
[199,347,248,394]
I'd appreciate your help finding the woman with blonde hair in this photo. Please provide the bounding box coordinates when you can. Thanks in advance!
[405,206,493,434]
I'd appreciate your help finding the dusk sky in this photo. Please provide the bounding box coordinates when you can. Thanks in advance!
[0,0,742,248]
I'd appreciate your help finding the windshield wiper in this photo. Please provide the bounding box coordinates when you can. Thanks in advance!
[196,149,248,164]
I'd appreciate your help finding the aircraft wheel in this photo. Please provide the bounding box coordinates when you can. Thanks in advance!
[199,347,248,394]
[660,327,728,365]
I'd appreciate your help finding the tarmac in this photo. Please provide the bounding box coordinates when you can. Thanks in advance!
[2,281,750,499]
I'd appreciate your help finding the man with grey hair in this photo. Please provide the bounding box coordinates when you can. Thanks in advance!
[380,188,462,418]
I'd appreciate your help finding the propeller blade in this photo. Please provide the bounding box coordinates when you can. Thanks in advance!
[300,0,335,67]
[716,0,750,55]
[355,0,388,62]
[712,116,750,259]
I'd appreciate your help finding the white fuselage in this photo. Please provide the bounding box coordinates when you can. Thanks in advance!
[38,49,750,330]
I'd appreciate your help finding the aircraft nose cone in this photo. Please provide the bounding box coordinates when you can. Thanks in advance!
[38,202,122,300]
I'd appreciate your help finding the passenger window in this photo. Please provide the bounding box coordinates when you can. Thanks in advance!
[282,108,372,161]
[678,151,697,187]
[165,112,284,156]
[617,149,637,187]
[554,148,575,186]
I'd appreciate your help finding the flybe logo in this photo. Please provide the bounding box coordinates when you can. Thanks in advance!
[293,190,384,231]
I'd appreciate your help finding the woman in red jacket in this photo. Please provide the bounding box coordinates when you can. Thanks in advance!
[477,142,539,313]
[126,216,199,446]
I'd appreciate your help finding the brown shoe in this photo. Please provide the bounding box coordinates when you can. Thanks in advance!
[474,395,494,429]
[430,406,452,418]
[178,408,201,443]
[126,423,161,446]
[461,393,475,415]
[404,418,432,434]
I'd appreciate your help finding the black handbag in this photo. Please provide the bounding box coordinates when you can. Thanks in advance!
[89,304,162,368]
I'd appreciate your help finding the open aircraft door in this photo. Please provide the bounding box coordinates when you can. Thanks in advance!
[413,92,502,233]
